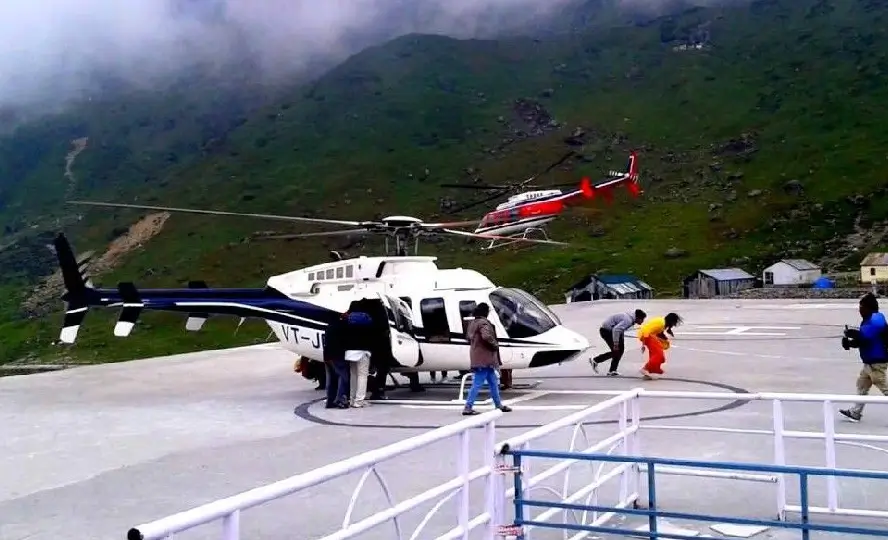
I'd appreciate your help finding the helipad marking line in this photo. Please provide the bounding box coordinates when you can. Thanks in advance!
[671,344,839,362]
[400,404,589,411]
[677,325,802,337]
[372,390,549,407]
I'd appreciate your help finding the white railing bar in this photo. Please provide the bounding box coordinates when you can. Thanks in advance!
[784,505,888,519]
[317,466,491,540]
[641,425,888,445]
[525,463,634,531]
[516,426,637,493]
[637,464,777,483]
[640,425,773,436]
[437,513,492,540]
[408,488,460,540]
[130,410,502,539]
[496,389,641,453]
[639,390,888,403]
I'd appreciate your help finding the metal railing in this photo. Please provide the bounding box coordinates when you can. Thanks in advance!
[124,388,888,539]
[126,409,503,540]
[501,450,888,539]
[492,389,643,539]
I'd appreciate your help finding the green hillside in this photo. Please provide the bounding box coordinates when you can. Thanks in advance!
[1,0,887,364]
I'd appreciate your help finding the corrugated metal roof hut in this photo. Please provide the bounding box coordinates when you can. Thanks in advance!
[682,268,756,299]
[565,274,654,302]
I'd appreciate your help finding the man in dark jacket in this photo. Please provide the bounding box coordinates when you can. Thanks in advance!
[839,293,888,422]
[462,303,512,415]
[591,309,647,376]
[323,314,351,409]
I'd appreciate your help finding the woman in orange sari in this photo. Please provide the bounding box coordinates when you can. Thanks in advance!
[637,312,683,379]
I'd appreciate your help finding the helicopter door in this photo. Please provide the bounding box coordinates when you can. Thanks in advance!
[378,294,421,368]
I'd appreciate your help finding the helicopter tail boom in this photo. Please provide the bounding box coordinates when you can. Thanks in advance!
[52,233,338,344]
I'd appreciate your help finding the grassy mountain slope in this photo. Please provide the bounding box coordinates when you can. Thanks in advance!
[2,0,888,364]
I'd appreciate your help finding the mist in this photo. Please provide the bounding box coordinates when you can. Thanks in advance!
[0,0,738,113]
[0,0,582,112]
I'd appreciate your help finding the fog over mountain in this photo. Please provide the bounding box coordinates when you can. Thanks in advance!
[0,0,738,113]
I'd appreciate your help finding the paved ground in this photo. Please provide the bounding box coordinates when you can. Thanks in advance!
[2,298,888,540]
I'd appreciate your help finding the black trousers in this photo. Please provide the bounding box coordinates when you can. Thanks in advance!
[592,328,625,372]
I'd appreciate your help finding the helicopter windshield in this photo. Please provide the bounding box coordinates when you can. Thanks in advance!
[488,287,559,339]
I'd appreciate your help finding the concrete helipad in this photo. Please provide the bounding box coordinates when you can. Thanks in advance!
[2,298,887,540]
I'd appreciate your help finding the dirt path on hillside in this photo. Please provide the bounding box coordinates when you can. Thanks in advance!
[64,137,88,197]
[22,212,171,317]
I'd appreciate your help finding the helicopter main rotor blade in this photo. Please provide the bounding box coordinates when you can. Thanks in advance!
[67,200,365,227]
[447,190,514,215]
[251,229,372,240]
[420,219,482,229]
[439,183,516,190]
[441,228,569,246]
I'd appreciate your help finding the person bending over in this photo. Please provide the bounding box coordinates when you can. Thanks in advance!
[591,309,647,376]
[637,312,683,380]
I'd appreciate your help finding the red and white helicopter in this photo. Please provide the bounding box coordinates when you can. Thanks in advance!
[443,151,641,249]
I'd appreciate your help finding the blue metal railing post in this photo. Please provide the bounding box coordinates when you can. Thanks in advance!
[646,461,657,539]
[799,472,810,540]
[513,453,524,533]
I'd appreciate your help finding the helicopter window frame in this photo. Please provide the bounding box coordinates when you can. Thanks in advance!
[325,269,334,279]
[346,265,354,278]
[458,300,477,334]
[420,297,451,343]
[336,267,344,279]
[308,272,315,280]
[488,287,558,339]
[386,296,415,335]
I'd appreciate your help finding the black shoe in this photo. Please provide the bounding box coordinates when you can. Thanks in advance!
[607,371,619,377]
[839,409,861,422]
[369,393,386,400]
[500,406,512,412]
[462,409,479,415]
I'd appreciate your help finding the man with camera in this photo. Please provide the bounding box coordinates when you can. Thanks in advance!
[839,293,888,422]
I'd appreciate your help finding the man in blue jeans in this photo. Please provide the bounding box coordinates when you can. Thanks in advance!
[463,303,513,416]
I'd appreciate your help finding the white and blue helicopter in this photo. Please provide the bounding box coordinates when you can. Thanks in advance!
[53,205,590,380]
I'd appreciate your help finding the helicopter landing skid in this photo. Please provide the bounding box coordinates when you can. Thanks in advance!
[482,226,551,250]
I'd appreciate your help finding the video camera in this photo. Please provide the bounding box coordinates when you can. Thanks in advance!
[842,324,862,351]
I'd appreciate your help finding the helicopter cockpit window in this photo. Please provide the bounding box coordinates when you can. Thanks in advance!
[308,273,315,280]
[488,288,557,339]
[420,297,451,342]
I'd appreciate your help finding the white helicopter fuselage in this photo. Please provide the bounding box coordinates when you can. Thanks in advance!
[262,255,590,373]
